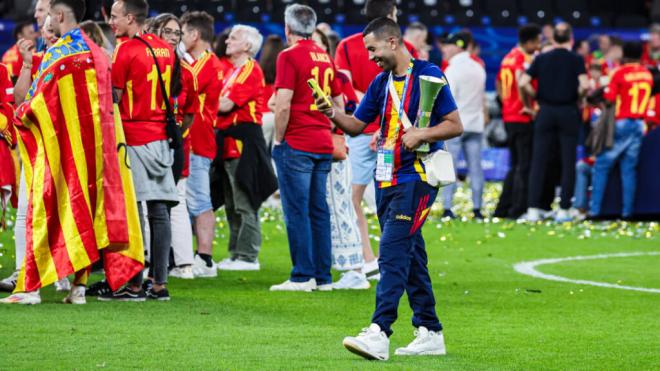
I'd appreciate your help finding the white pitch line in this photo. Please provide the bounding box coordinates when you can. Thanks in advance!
[513,252,660,294]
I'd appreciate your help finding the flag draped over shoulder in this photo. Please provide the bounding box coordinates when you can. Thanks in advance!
[13,28,143,292]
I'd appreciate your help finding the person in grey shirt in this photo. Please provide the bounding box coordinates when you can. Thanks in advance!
[440,31,487,219]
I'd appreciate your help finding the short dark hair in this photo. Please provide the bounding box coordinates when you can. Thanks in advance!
[181,11,215,44]
[50,0,86,23]
[610,36,624,47]
[553,23,572,44]
[364,0,396,21]
[518,23,541,45]
[118,0,148,25]
[406,21,427,33]
[623,41,643,61]
[13,21,33,41]
[362,17,402,43]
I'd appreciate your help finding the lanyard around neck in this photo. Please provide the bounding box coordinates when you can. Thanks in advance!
[381,59,414,128]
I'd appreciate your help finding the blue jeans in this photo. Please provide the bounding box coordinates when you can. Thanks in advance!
[572,161,592,210]
[272,142,333,285]
[372,181,441,336]
[590,119,644,217]
[443,132,484,210]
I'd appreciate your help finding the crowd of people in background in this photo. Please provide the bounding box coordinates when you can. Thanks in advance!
[0,0,657,307]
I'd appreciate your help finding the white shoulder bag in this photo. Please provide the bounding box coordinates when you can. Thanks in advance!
[388,79,456,188]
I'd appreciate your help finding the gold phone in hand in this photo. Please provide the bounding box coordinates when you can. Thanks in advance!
[307,78,332,108]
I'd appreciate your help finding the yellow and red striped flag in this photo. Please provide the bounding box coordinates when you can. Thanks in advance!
[13,29,143,292]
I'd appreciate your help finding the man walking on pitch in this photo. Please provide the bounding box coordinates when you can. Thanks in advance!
[314,18,463,360]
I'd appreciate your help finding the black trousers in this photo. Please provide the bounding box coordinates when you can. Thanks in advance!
[528,104,580,210]
[494,122,533,219]
[129,201,172,287]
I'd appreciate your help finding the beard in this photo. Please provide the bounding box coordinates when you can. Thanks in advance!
[373,56,394,71]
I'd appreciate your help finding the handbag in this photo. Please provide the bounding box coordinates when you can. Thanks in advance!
[388,78,456,187]
[485,118,508,148]
[134,36,183,151]
[332,132,348,161]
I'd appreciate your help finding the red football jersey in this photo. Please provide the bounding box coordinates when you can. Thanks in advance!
[174,62,197,178]
[0,63,13,105]
[604,63,654,120]
[186,51,224,160]
[0,63,16,195]
[275,39,341,154]
[498,47,533,124]
[1,44,22,79]
[112,34,175,146]
[217,59,265,160]
[334,33,418,134]
[219,58,265,126]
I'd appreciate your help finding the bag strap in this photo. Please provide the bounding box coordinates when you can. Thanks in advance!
[134,36,174,117]
[388,77,448,152]
[388,78,413,130]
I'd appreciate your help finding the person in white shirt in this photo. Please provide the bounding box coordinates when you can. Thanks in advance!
[440,32,487,219]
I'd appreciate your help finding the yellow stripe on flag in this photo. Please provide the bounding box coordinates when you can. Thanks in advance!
[32,94,91,272]
[84,69,110,249]
[58,74,92,215]
[113,104,144,264]
[26,118,58,287]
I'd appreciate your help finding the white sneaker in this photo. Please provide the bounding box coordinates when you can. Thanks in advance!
[217,259,260,271]
[63,285,86,304]
[395,327,446,356]
[555,208,572,223]
[569,208,587,222]
[343,323,390,361]
[269,279,316,292]
[192,255,217,278]
[362,260,381,281]
[55,277,71,292]
[0,270,18,292]
[215,258,233,270]
[315,283,333,291]
[524,207,542,222]
[333,271,370,290]
[0,291,41,305]
[170,265,195,279]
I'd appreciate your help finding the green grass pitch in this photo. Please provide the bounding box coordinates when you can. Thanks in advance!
[0,206,658,370]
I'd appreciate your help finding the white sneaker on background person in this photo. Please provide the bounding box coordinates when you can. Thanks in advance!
[63,285,86,305]
[169,265,194,279]
[555,208,572,223]
[315,283,333,291]
[569,208,587,221]
[0,290,41,305]
[343,323,390,361]
[217,259,260,271]
[191,255,217,278]
[395,326,446,356]
[333,271,370,290]
[524,207,543,222]
[269,279,316,292]
[0,271,19,292]
[54,277,71,292]
[215,258,233,270]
